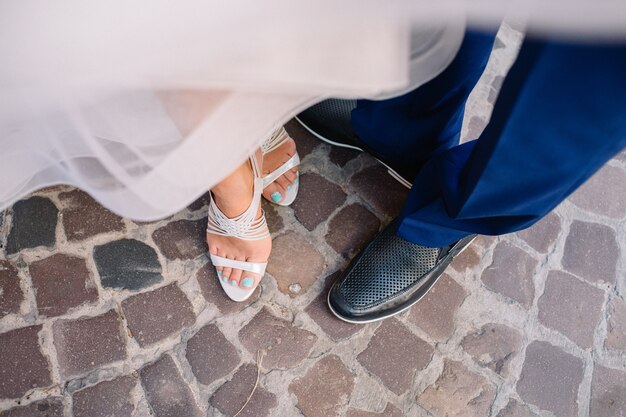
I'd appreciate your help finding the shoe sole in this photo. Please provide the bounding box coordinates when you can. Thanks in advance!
[294,116,412,189]
[327,235,476,324]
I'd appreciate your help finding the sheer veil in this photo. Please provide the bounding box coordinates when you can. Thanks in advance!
[1,0,624,220]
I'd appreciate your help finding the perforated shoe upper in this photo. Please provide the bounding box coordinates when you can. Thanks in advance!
[328,221,476,323]
[338,224,439,310]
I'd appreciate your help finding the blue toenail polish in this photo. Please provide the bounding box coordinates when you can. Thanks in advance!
[230,280,238,286]
[241,277,254,288]
[294,178,299,185]
[217,270,222,276]
[222,276,228,283]
[271,192,282,203]
[287,185,292,191]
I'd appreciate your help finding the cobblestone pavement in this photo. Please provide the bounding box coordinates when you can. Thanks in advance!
[1,25,626,417]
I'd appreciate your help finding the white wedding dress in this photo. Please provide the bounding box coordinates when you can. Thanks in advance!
[1,0,624,220]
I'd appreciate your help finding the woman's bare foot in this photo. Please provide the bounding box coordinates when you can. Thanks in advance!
[206,153,271,291]
[262,133,299,204]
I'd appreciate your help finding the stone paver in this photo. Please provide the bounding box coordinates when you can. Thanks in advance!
[122,283,195,347]
[210,363,277,417]
[450,244,481,272]
[538,270,604,348]
[187,191,211,212]
[516,341,584,417]
[152,219,206,260]
[473,234,497,249]
[53,310,126,378]
[59,190,125,241]
[325,203,380,258]
[0,261,23,318]
[72,376,135,417]
[461,323,523,377]
[289,355,354,417]
[346,404,403,417]
[487,75,505,102]
[517,211,561,253]
[0,326,51,399]
[349,165,408,218]
[267,231,325,297]
[140,355,202,417]
[238,308,317,369]
[357,319,433,395]
[186,324,240,386]
[569,165,626,219]
[409,274,466,341]
[291,173,346,231]
[496,399,538,417]
[1,26,625,417]
[562,220,618,284]
[606,296,626,351]
[305,273,364,341]
[28,254,98,318]
[481,242,537,308]
[262,200,284,232]
[466,115,487,141]
[417,360,496,417]
[6,196,58,254]
[329,146,360,167]
[93,239,163,291]
[590,364,626,417]
[0,398,64,417]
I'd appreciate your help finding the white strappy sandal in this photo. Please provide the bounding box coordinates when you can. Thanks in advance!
[206,156,270,302]
[261,127,300,206]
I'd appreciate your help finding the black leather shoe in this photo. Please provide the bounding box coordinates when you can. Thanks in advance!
[328,221,476,323]
[296,99,413,187]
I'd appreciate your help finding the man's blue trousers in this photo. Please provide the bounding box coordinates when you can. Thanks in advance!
[351,32,626,247]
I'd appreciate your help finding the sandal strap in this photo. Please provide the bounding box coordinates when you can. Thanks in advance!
[262,153,300,189]
[261,127,290,155]
[209,254,267,276]
[206,156,270,241]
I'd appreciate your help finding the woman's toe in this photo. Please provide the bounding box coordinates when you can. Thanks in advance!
[229,268,243,287]
[221,266,233,283]
[208,246,223,275]
[264,182,285,204]
[275,175,292,192]
[283,169,298,185]
[239,273,259,290]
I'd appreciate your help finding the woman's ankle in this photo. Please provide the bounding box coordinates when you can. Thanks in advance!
[211,161,255,218]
